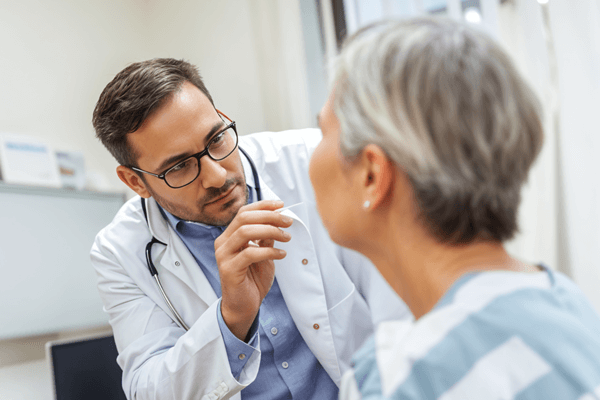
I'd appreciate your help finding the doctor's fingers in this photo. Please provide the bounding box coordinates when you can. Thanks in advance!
[225,209,293,237]
[216,224,291,256]
[228,246,287,270]
[216,210,292,246]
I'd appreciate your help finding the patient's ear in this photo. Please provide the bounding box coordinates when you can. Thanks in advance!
[116,165,151,198]
[360,144,395,210]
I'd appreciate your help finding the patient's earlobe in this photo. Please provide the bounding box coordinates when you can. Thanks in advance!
[362,144,394,210]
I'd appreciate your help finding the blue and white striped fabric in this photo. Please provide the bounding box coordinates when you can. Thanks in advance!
[340,266,600,399]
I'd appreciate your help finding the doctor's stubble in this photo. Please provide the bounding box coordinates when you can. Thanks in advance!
[141,166,250,227]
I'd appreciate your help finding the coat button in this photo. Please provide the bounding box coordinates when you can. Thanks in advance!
[282,361,289,369]
[271,327,278,335]
[302,259,308,265]
[313,323,320,330]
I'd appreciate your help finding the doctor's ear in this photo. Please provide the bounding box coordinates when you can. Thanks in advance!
[116,166,151,198]
[359,144,395,210]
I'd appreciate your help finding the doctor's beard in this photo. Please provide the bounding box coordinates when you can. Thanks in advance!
[145,176,249,226]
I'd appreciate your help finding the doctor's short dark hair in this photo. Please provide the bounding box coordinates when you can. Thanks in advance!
[92,58,214,167]
[333,18,544,245]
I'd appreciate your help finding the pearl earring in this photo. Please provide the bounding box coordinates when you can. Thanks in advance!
[363,200,371,210]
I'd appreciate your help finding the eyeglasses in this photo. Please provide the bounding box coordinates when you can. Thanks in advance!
[130,111,239,189]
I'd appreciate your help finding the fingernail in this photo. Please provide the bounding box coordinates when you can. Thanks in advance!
[281,216,293,224]
[278,249,287,256]
[282,230,291,239]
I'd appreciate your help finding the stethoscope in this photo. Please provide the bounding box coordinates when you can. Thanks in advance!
[141,147,262,331]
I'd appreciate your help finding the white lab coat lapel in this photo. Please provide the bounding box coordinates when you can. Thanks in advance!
[260,181,342,384]
[144,198,218,309]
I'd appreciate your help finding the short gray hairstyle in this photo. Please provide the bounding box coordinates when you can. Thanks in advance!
[333,18,544,244]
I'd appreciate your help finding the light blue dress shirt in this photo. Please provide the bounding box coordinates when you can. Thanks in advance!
[158,155,338,399]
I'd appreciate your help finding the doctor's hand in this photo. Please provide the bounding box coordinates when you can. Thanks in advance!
[215,200,293,342]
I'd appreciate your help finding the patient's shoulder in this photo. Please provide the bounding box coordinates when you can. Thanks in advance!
[350,271,600,399]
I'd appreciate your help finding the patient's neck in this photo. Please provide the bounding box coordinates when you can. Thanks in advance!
[364,213,535,320]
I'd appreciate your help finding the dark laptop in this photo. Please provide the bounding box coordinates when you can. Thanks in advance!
[46,334,127,400]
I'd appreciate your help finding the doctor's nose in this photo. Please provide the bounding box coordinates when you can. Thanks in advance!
[199,157,227,189]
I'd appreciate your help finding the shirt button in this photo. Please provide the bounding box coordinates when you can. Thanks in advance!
[313,323,320,330]
[271,327,278,335]
[282,361,289,369]
[302,259,308,265]
[238,353,246,360]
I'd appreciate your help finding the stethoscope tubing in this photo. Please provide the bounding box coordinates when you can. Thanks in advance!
[154,274,190,331]
[144,147,262,331]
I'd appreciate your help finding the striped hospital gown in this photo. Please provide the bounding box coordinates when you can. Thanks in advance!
[340,266,600,399]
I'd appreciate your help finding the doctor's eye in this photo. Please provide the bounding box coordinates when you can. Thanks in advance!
[169,158,195,173]
[210,130,228,148]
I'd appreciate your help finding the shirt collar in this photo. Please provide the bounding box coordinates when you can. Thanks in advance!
[157,204,216,232]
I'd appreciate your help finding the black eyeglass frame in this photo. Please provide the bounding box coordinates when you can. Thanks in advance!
[130,110,238,189]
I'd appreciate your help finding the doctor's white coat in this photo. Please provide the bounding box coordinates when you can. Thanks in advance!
[91,129,410,400]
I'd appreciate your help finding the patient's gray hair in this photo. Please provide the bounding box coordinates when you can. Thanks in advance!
[333,18,543,244]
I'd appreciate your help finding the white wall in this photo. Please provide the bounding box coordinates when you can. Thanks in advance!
[0,0,149,373]
[546,0,600,311]
[140,0,314,133]
[0,0,313,195]
[0,0,151,192]
[140,0,271,133]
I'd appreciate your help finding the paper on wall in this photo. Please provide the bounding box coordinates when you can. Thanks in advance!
[0,133,61,187]
[56,150,86,190]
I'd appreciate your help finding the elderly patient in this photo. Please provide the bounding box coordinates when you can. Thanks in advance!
[309,18,600,399]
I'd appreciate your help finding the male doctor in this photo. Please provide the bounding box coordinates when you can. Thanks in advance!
[90,58,408,400]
